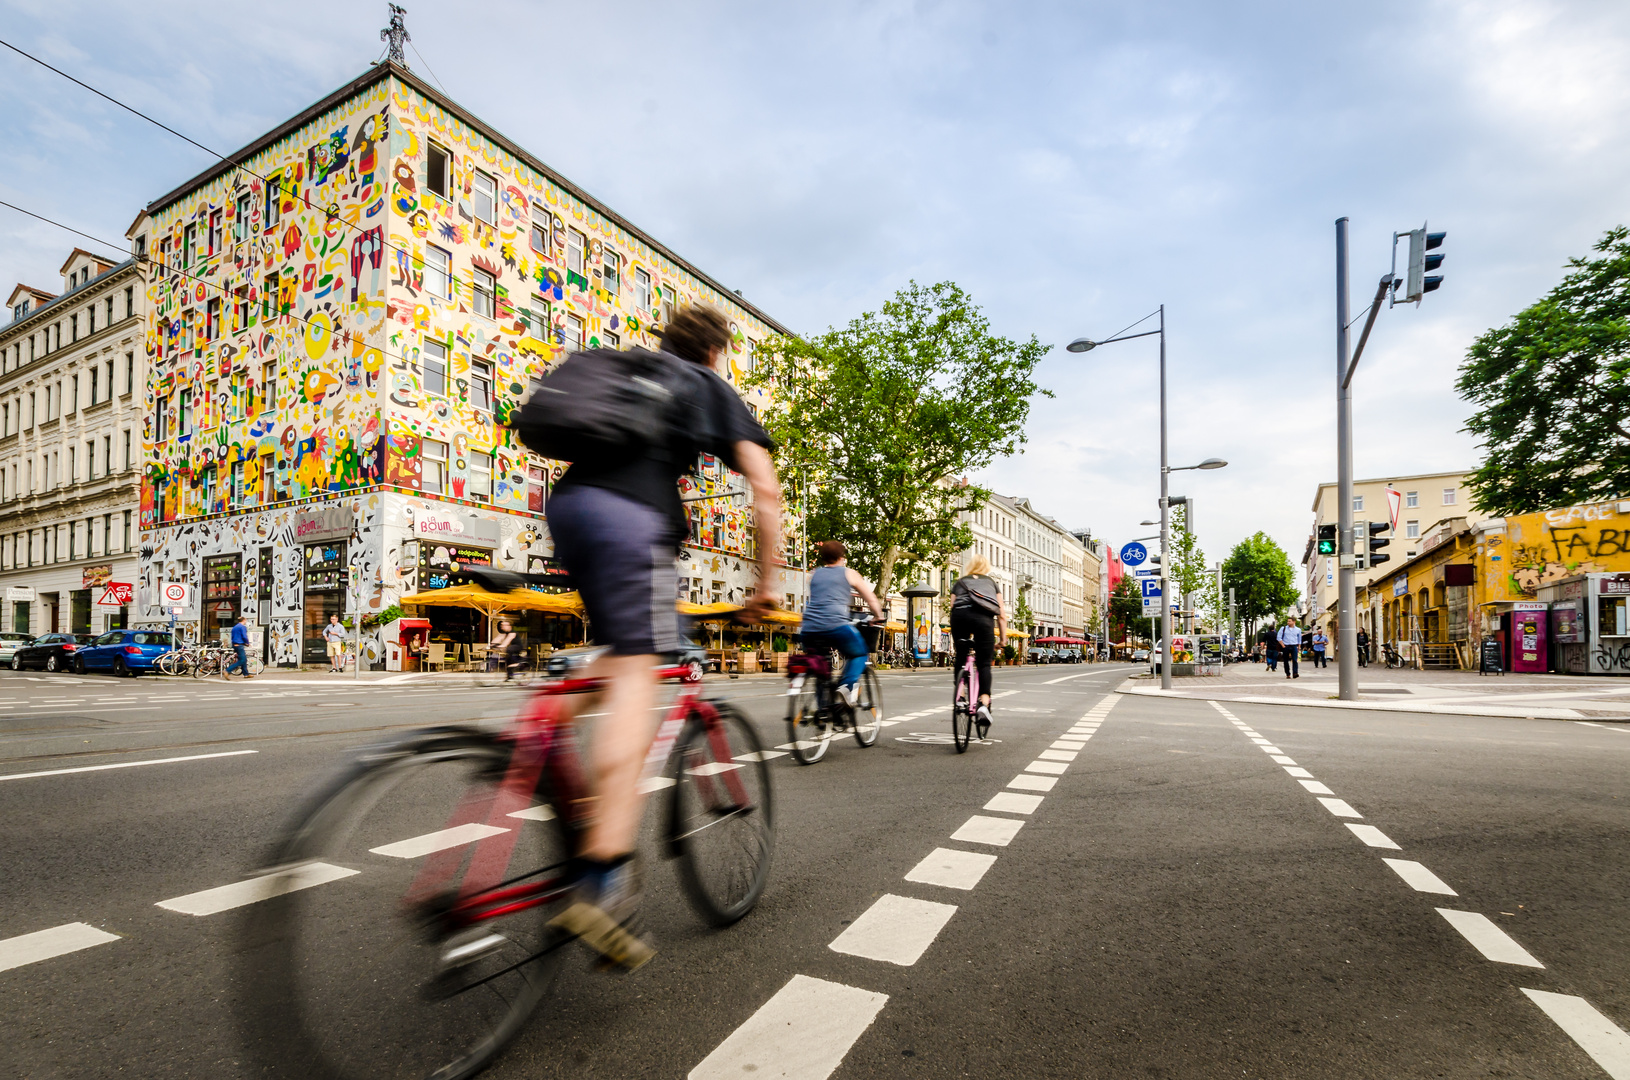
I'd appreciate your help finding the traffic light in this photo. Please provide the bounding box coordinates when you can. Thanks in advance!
[1357,520,1391,570]
[1397,224,1446,304]
[1317,524,1336,556]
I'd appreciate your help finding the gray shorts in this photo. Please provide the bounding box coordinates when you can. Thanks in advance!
[547,484,679,656]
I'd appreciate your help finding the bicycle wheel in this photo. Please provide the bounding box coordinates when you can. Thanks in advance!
[851,666,882,747]
[191,652,214,679]
[246,654,265,676]
[669,702,775,926]
[238,727,572,1080]
[783,672,833,765]
[951,666,974,753]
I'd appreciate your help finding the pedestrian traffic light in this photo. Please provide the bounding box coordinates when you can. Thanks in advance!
[1396,224,1446,304]
[1357,520,1391,570]
[1317,524,1336,556]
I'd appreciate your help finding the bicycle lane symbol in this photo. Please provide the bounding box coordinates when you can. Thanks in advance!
[892,731,1001,746]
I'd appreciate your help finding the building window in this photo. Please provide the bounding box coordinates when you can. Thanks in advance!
[634,267,651,311]
[530,207,550,253]
[264,175,282,230]
[262,272,281,319]
[526,296,550,340]
[1442,487,1456,505]
[155,398,168,442]
[233,286,250,331]
[567,229,585,276]
[234,192,253,242]
[122,429,130,470]
[231,460,245,504]
[1405,490,1418,508]
[182,222,197,267]
[261,361,277,415]
[472,170,496,225]
[469,359,493,412]
[604,330,619,349]
[124,352,134,394]
[527,462,546,512]
[179,389,192,438]
[422,438,447,494]
[87,305,96,334]
[1405,520,1420,539]
[422,339,447,396]
[602,249,621,294]
[69,374,78,413]
[204,297,221,341]
[425,246,451,299]
[105,296,112,325]
[472,268,496,319]
[426,142,451,199]
[565,314,583,353]
[468,451,492,502]
[124,286,133,319]
[208,208,223,254]
[1352,494,1364,512]
[71,313,79,342]
[89,366,99,405]
[122,510,130,552]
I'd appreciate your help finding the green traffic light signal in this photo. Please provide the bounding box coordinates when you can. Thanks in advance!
[1317,524,1337,556]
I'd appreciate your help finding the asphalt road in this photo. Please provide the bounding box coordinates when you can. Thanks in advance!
[1,663,1626,1079]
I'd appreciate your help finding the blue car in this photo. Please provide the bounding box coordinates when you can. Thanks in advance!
[73,629,174,677]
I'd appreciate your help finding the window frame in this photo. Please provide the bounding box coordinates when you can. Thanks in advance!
[634,267,651,310]
[471,170,496,225]
[566,229,585,276]
[424,246,452,299]
[1442,487,1457,506]
[529,207,550,254]
[421,339,448,397]
[234,192,254,242]
[421,438,448,494]
[426,142,451,200]
[469,359,494,413]
[468,450,493,502]
[1405,490,1419,508]
[472,267,496,319]
[264,175,282,231]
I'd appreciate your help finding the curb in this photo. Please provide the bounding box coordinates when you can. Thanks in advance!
[1112,681,1630,722]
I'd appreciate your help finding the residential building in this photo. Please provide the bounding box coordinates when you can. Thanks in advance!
[0,250,145,637]
[1002,495,1067,638]
[132,61,791,664]
[1306,471,1491,647]
[1061,533,1085,637]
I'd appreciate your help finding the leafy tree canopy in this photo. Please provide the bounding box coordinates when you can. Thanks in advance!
[1108,572,1145,642]
[747,280,1050,599]
[1221,531,1299,626]
[1459,226,1630,515]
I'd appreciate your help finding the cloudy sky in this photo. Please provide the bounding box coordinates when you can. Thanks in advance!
[3,0,1628,572]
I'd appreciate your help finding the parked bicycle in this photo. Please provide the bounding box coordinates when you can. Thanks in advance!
[237,611,775,1080]
[1382,641,1406,669]
[784,613,883,765]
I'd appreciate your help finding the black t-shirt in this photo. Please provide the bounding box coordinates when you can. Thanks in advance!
[553,359,773,544]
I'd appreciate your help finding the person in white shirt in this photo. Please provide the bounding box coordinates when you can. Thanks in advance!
[1277,622,1303,679]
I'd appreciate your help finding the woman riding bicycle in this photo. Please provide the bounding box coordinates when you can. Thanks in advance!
[489,619,525,680]
[951,554,1007,739]
[798,541,884,705]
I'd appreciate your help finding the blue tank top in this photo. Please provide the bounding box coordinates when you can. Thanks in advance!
[801,565,853,632]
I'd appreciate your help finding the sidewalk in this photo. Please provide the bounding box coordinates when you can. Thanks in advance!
[1116,662,1630,721]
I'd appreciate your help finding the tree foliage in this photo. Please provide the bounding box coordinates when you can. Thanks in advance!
[1221,532,1299,626]
[747,281,1050,599]
[1459,226,1630,514]
[1013,588,1034,634]
[1108,572,1145,642]
[1169,507,1215,626]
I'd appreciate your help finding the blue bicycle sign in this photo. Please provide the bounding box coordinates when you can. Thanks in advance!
[1120,542,1148,567]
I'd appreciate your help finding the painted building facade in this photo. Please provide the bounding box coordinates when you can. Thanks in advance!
[132,62,793,663]
[0,251,146,638]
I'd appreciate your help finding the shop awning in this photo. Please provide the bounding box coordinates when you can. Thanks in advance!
[882,621,908,632]
[400,585,586,619]
[1005,628,1028,639]
[676,602,803,626]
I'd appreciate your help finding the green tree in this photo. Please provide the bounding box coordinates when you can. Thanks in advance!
[1012,588,1035,635]
[1222,532,1299,630]
[1108,572,1145,642]
[1459,226,1630,514]
[747,281,1049,600]
[1168,507,1214,628]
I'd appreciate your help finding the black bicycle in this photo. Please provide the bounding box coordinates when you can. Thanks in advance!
[784,615,883,765]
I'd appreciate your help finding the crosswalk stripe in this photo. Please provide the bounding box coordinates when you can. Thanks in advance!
[903,847,998,891]
[688,974,887,1080]
[0,923,120,973]
[950,814,1025,847]
[157,862,358,916]
[1437,909,1544,967]
[369,823,510,859]
[829,894,958,966]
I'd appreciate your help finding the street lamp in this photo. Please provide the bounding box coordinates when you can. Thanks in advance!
[1069,307,1228,689]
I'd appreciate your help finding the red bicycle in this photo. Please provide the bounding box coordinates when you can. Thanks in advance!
[239,641,775,1080]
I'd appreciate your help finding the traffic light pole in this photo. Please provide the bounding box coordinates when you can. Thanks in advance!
[1334,219,1361,700]
[1157,305,1172,691]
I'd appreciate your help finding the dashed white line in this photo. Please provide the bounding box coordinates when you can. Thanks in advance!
[829,894,958,966]
[1521,989,1630,1079]
[904,847,998,891]
[506,804,556,821]
[1299,779,1335,795]
[1284,766,1314,778]
[689,974,888,1080]
[0,922,120,973]
[369,822,510,859]
[983,791,1044,815]
[1051,740,1086,750]
[1024,760,1069,775]
[1008,773,1057,792]
[1345,823,1402,850]
[157,862,359,916]
[1317,797,1362,818]
[1436,909,1544,967]
[950,814,1025,847]
[1270,755,1298,765]
[0,749,258,783]
[1036,749,1077,762]
[1382,859,1457,895]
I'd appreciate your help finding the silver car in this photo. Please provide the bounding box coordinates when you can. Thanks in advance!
[0,632,34,664]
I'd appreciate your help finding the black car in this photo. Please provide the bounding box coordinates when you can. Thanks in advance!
[11,633,98,672]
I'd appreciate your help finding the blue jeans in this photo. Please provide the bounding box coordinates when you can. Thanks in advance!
[226,643,249,675]
[801,625,868,689]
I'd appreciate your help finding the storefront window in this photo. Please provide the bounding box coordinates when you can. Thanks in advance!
[203,553,242,640]
[1599,595,1628,638]
[302,542,346,664]
[418,543,493,590]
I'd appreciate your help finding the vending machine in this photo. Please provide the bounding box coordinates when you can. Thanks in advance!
[1509,602,1549,673]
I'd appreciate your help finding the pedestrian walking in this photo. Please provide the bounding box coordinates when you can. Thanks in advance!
[1264,629,1279,672]
[1356,628,1370,667]
[1311,628,1329,669]
[224,615,253,680]
[323,614,347,673]
[1277,622,1303,679]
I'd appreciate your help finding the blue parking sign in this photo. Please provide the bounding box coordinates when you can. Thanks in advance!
[1140,577,1162,599]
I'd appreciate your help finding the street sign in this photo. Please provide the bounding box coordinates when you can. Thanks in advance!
[97,582,133,606]
[1139,578,1163,599]
[1120,542,1148,567]
[161,581,193,607]
[1133,567,1159,577]
[1141,598,1162,616]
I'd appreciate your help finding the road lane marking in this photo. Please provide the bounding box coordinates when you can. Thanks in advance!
[950,814,1025,846]
[1284,766,1315,778]
[1259,745,1284,754]
[829,894,958,966]
[1036,749,1077,762]
[158,862,358,916]
[636,776,677,793]
[1436,909,1544,967]
[369,823,510,859]
[507,804,556,821]
[1025,760,1069,775]
[1251,738,1272,745]
[1299,779,1335,795]
[1345,823,1402,849]
[1382,859,1457,895]
[1271,755,1298,765]
[686,761,745,776]
[992,691,1022,699]
[1043,671,1096,684]
[1521,989,1630,1079]
[984,791,1043,815]
[0,749,257,782]
[1051,740,1086,750]
[1008,773,1056,791]
[1317,797,1362,818]
[0,922,120,973]
[904,847,998,891]
[733,750,789,761]
[688,974,887,1080]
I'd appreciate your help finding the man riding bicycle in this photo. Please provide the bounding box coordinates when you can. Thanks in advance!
[798,541,884,705]
[540,306,782,969]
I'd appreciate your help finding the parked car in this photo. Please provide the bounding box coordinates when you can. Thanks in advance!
[73,629,174,677]
[1026,646,1058,664]
[10,633,97,672]
[0,632,35,665]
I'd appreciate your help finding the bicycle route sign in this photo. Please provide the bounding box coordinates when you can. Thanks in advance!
[1120,542,1149,567]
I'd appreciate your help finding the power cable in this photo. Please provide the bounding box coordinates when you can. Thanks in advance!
[408,43,447,94]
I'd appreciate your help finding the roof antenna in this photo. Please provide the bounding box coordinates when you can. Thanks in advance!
[381,4,411,67]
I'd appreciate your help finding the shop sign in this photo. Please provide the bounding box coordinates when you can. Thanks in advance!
[295,505,355,543]
[411,509,501,546]
[82,564,113,589]
[1392,576,1408,597]
[1601,574,1630,595]
[6,585,34,602]
[98,582,134,606]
